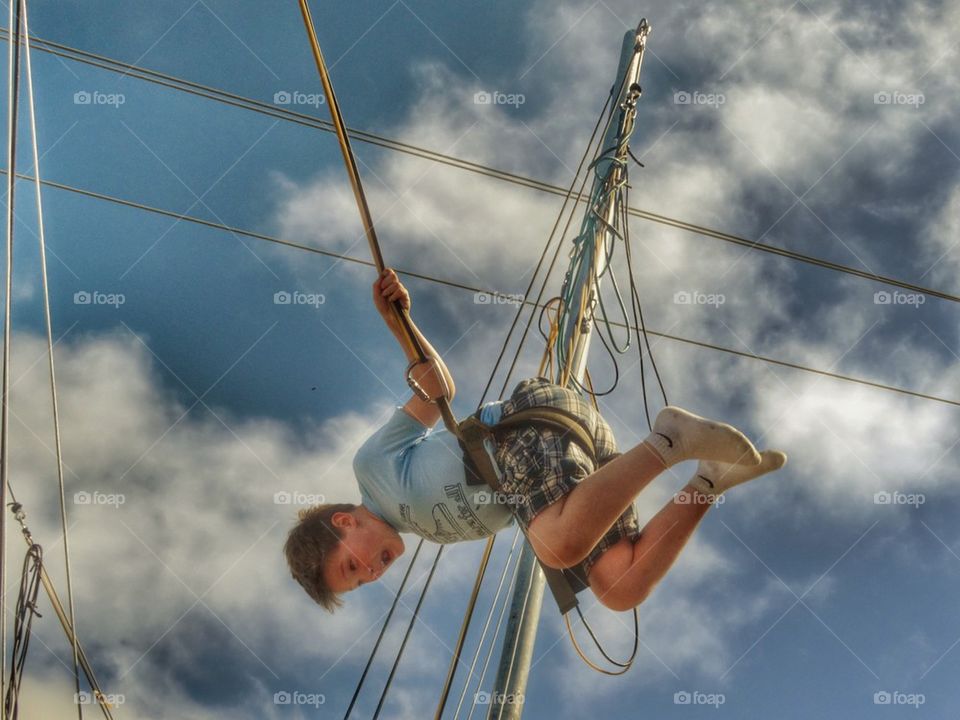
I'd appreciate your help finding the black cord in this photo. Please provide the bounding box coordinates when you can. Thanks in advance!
[4,537,43,720]
[344,541,424,719]
[373,546,443,719]
[575,605,638,671]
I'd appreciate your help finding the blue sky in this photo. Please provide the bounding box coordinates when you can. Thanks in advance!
[3,0,960,718]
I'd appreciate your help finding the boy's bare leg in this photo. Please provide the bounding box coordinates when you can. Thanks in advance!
[588,451,789,610]
[527,407,761,569]
[586,487,711,611]
[526,441,666,568]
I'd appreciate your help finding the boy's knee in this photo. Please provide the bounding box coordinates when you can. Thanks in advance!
[594,587,640,612]
[531,537,583,569]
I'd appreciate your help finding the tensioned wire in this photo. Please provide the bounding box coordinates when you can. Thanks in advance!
[3,18,958,716]
[0,167,954,411]
[0,30,956,306]
[21,1,84,713]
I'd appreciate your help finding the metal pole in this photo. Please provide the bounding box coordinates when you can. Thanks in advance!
[486,21,650,720]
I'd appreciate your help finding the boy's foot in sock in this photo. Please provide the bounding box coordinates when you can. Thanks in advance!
[644,406,762,468]
[690,450,788,496]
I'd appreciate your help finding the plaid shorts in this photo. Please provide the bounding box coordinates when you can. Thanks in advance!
[492,377,641,577]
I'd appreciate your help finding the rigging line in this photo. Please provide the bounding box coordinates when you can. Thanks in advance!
[1,30,957,305]
[2,487,114,719]
[0,169,954,409]
[496,74,625,401]
[3,508,41,720]
[433,535,497,720]
[0,2,25,714]
[296,0,460,438]
[463,530,524,720]
[479,80,614,406]
[372,545,444,720]
[21,4,84,716]
[344,540,424,720]
[452,528,522,720]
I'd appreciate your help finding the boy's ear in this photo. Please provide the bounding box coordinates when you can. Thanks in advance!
[330,511,355,529]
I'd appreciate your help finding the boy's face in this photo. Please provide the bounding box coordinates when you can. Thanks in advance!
[323,509,405,594]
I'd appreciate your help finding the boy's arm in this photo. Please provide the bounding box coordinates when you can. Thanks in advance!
[373,268,456,428]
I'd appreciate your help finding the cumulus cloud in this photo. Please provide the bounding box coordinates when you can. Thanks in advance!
[6,330,423,717]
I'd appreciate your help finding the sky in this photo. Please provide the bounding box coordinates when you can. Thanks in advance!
[1,0,959,717]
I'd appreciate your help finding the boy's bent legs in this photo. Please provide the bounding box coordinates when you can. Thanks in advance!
[587,487,712,612]
[526,441,666,569]
[525,406,760,570]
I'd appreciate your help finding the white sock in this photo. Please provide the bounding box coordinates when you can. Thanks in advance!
[689,450,788,496]
[643,406,761,468]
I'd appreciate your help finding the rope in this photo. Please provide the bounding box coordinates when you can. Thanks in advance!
[21,2,84,713]
[0,169,953,408]
[372,547,443,719]
[343,540,424,719]
[433,536,497,719]
[296,0,459,438]
[452,528,522,720]
[0,2,25,712]
[462,538,524,720]
[1,491,115,720]
[3,505,41,720]
[2,29,956,306]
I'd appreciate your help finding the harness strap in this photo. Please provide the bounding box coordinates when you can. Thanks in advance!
[458,414,591,614]
[491,406,598,462]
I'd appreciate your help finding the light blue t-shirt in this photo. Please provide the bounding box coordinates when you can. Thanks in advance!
[353,401,515,543]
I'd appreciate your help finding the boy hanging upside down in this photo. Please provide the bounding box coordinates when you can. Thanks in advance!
[284,269,787,613]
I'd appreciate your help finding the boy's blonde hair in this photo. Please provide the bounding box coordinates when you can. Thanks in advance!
[283,503,357,613]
